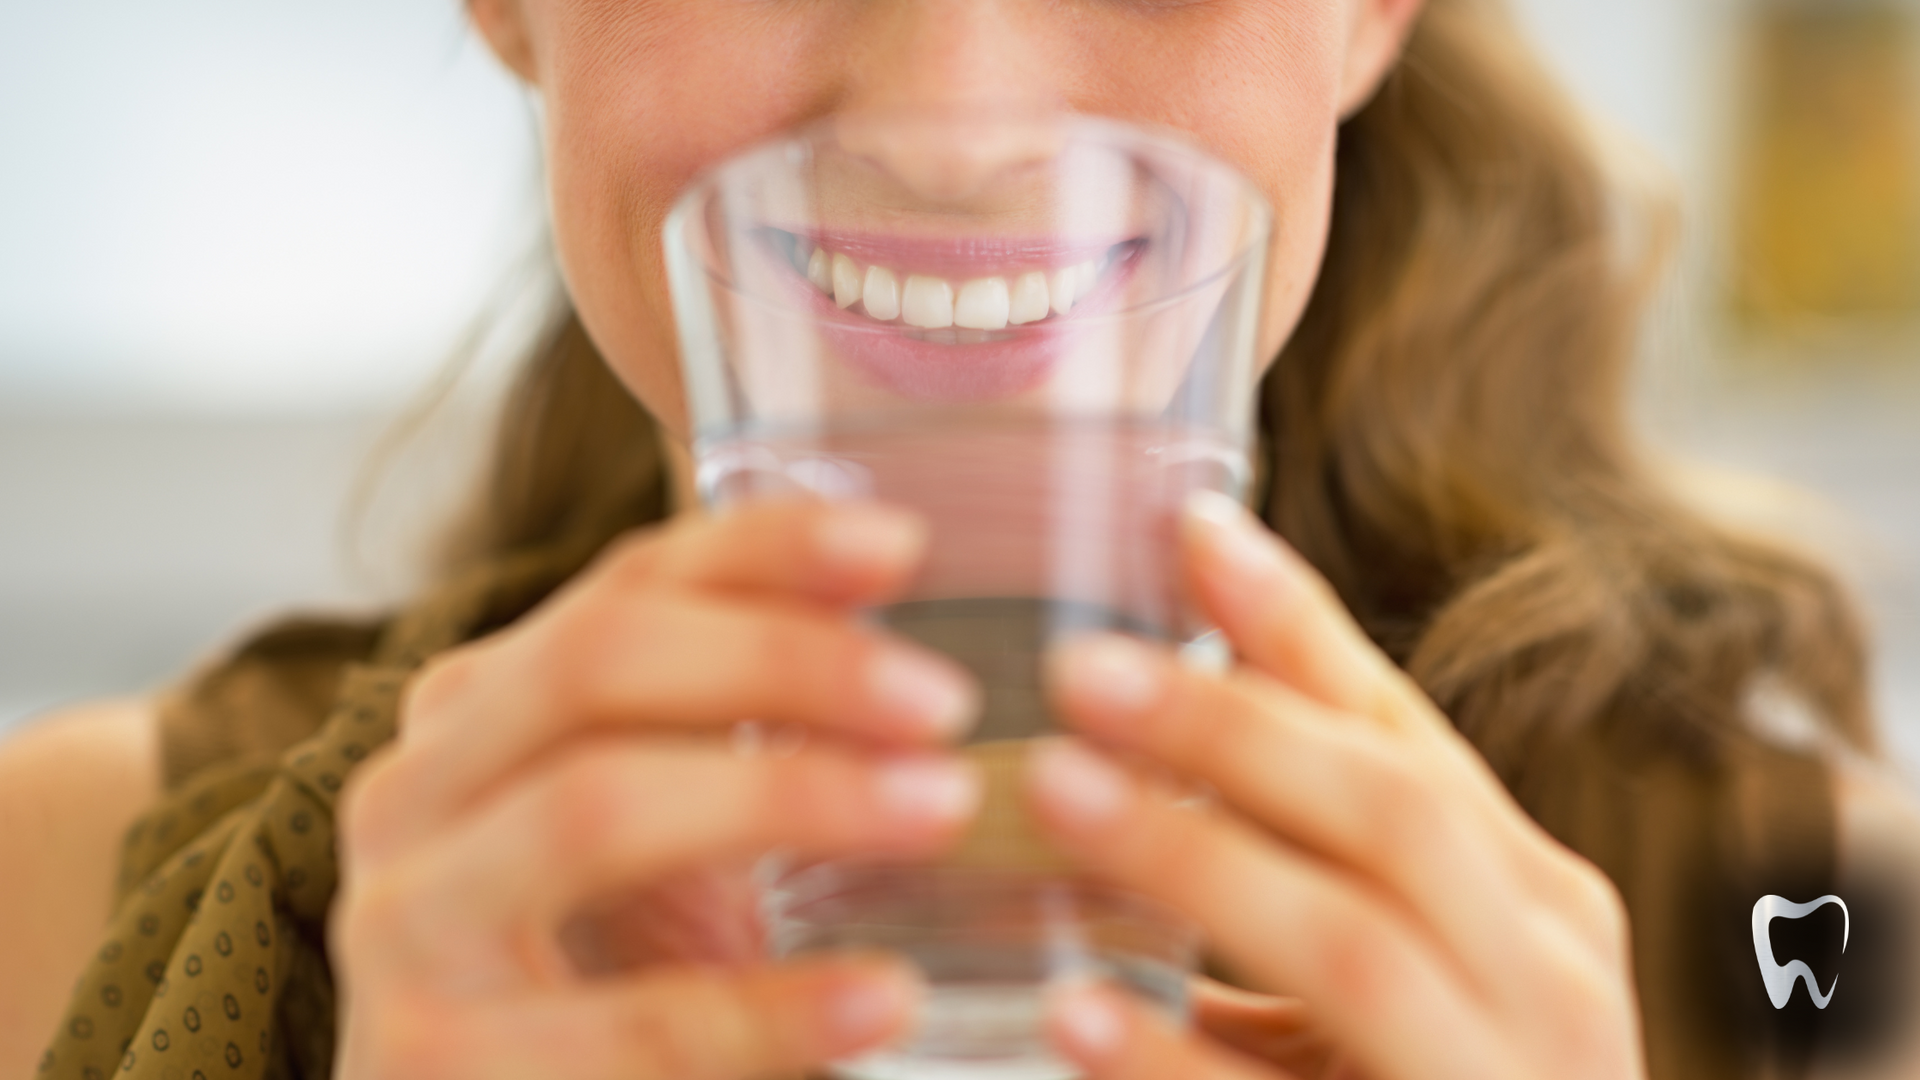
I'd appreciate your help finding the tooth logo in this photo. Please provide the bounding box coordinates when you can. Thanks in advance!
[1752,894,1849,1009]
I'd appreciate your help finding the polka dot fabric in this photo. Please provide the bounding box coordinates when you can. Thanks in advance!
[37,666,403,1080]
[36,547,587,1080]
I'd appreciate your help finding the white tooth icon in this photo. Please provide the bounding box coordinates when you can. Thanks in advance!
[863,265,901,321]
[954,277,1011,330]
[1752,894,1848,1009]
[806,248,832,293]
[832,254,863,309]
[1009,271,1049,325]
[902,275,955,329]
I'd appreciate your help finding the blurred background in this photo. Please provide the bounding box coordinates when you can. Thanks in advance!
[2,1,1917,779]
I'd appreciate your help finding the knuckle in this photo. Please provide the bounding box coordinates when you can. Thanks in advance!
[536,607,613,706]
[1527,935,1639,1073]
[529,752,636,865]
[609,1007,682,1080]
[1567,858,1632,960]
[1377,669,1435,724]
[1125,800,1218,889]
[330,875,410,958]
[1307,906,1409,1016]
[619,978,750,1080]
[338,747,408,866]
[597,527,667,586]
[743,612,862,712]
[1181,677,1267,772]
[1298,568,1344,612]
[403,648,480,729]
[1352,747,1447,866]
[367,1001,468,1080]
[734,615,792,684]
[535,593,668,717]
[731,496,820,539]
[761,752,865,841]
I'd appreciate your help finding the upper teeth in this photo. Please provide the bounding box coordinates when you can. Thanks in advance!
[798,243,1112,330]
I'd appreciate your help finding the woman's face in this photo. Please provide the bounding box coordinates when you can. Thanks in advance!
[470,0,1424,438]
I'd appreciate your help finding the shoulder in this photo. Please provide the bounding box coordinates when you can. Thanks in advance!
[0,700,161,1077]
[0,699,159,834]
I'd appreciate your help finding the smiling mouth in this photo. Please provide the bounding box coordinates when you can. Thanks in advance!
[762,228,1142,340]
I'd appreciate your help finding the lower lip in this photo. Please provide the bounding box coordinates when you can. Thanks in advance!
[760,239,1141,404]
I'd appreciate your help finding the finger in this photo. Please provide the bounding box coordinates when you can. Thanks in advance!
[1179,493,1547,895]
[1025,738,1519,1080]
[384,593,978,848]
[350,743,980,972]
[1180,492,1442,740]
[405,956,919,1080]
[1050,632,1631,973]
[1049,980,1291,1080]
[1190,980,1339,1076]
[597,498,929,607]
[1047,634,1599,992]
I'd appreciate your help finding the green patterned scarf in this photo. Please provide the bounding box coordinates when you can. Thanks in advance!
[35,548,580,1080]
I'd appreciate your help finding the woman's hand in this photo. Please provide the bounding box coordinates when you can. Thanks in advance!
[1029,491,1646,1080]
[330,500,982,1080]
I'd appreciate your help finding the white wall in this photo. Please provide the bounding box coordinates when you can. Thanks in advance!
[1,0,535,725]
[0,0,538,412]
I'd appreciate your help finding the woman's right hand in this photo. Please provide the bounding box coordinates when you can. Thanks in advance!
[329,500,982,1080]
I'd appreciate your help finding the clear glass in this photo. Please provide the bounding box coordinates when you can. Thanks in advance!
[770,864,1199,1080]
[665,110,1271,1079]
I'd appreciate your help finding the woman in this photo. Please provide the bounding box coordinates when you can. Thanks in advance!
[6,1,1917,1078]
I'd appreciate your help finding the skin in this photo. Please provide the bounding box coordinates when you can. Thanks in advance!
[0,703,156,1072]
[3,2,1917,1080]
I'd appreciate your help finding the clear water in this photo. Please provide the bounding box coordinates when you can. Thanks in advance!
[700,413,1249,742]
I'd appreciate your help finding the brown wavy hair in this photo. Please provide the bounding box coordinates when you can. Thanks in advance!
[435,0,1877,779]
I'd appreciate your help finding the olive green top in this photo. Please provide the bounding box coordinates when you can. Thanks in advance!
[34,544,1838,1080]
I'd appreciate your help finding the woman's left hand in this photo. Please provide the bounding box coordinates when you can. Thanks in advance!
[1026,492,1647,1080]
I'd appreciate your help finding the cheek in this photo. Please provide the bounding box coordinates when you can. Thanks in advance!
[539,8,846,437]
[1251,132,1337,369]
[1069,8,1347,369]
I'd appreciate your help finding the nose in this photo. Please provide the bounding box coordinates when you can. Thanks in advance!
[833,0,1069,202]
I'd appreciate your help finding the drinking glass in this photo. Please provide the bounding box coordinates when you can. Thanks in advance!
[664,109,1272,1080]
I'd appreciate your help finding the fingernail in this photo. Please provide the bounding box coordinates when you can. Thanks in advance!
[1050,634,1163,719]
[1027,739,1131,834]
[815,505,926,571]
[1183,489,1285,584]
[874,755,981,826]
[824,965,918,1046]
[869,648,978,738]
[1048,982,1127,1061]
